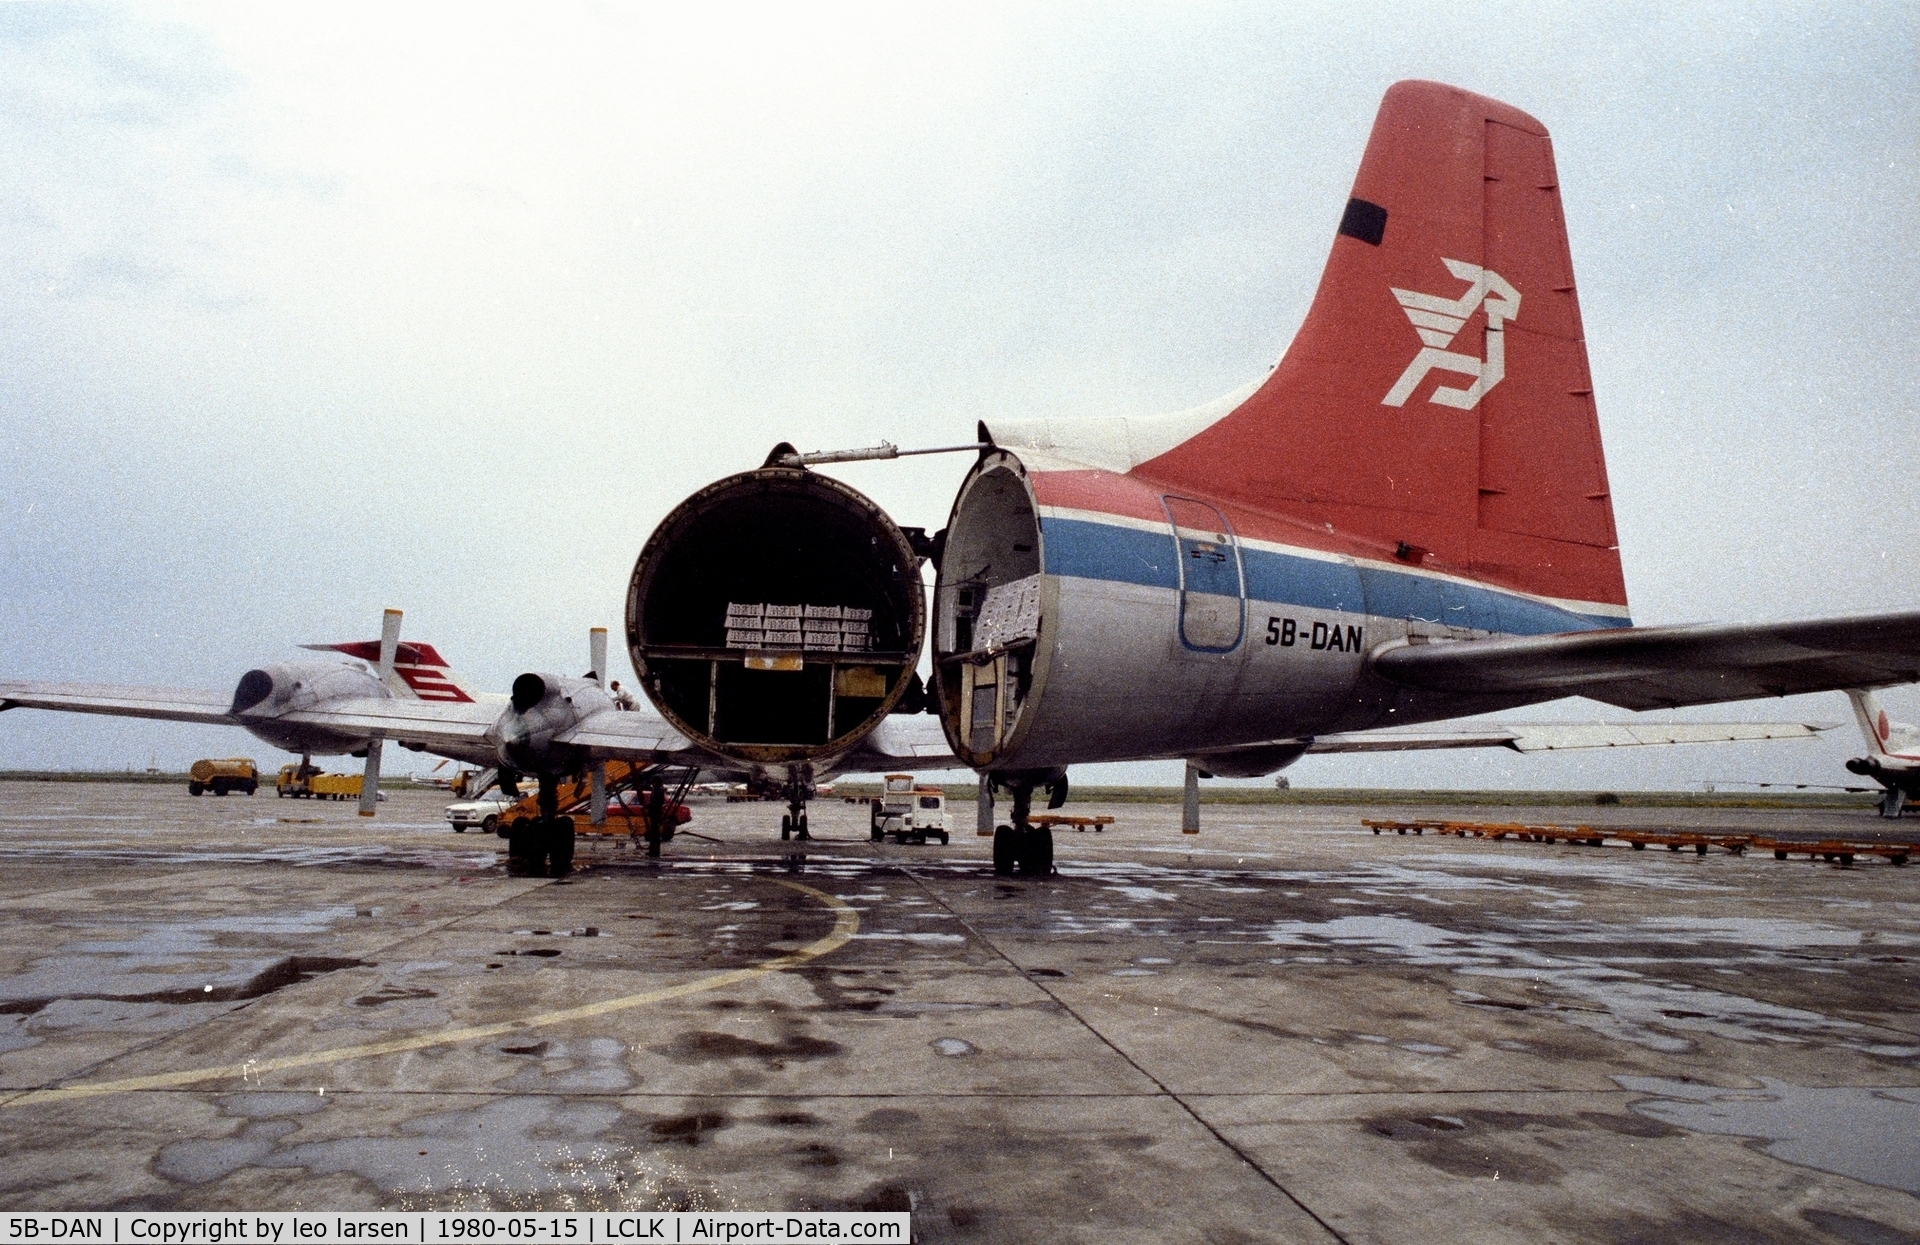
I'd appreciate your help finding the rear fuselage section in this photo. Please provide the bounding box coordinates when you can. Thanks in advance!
[932,451,1630,772]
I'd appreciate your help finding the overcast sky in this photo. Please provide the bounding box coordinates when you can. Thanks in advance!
[2,2,1915,790]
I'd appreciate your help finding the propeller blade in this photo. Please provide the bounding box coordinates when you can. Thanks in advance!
[590,627,608,690]
[360,608,402,817]
[377,608,402,686]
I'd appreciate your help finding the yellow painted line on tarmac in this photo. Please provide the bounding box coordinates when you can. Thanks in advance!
[3,879,857,1107]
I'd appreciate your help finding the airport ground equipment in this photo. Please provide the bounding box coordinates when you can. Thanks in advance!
[1030,813,1113,833]
[187,758,257,796]
[869,774,952,844]
[276,762,361,800]
[1364,818,1912,866]
[495,759,697,874]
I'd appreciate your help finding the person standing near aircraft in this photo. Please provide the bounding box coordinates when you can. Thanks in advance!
[609,680,637,710]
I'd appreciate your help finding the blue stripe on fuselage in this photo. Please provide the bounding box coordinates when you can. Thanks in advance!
[1039,515,1627,635]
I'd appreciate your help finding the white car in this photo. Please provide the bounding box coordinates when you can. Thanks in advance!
[445,793,521,834]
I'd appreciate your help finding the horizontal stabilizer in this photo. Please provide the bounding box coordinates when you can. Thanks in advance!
[1371,610,1920,711]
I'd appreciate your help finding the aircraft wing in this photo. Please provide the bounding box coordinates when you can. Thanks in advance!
[286,701,708,766]
[1304,721,1830,754]
[1370,610,1920,711]
[554,710,697,761]
[270,697,498,752]
[0,681,236,726]
[832,714,962,773]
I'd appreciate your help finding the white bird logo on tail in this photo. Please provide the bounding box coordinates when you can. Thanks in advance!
[1382,258,1520,410]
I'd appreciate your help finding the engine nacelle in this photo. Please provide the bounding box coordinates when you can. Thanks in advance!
[1846,757,1882,778]
[230,660,389,755]
[626,465,925,765]
[488,672,608,776]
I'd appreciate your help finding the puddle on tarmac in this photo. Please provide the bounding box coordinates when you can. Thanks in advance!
[1258,912,1884,1054]
[0,905,371,1022]
[1619,1076,1920,1194]
[156,1095,723,1207]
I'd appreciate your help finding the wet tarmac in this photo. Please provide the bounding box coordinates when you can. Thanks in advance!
[0,780,1916,1243]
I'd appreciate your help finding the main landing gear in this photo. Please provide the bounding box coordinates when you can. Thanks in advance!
[990,777,1054,877]
[779,764,813,842]
[502,772,575,879]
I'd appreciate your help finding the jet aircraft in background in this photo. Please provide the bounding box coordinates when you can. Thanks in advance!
[0,609,959,873]
[1845,688,1920,817]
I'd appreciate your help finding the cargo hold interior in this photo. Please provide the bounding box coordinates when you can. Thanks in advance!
[631,476,920,752]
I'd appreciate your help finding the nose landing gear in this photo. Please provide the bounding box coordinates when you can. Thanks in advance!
[779,764,814,842]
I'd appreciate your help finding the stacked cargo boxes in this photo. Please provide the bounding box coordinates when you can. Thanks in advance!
[723,602,764,649]
[720,604,874,651]
[841,607,872,652]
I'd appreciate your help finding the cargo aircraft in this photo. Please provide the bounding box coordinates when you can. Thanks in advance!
[620,80,1920,875]
[5,82,1914,878]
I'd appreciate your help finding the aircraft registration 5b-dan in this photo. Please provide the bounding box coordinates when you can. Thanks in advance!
[6,82,1918,877]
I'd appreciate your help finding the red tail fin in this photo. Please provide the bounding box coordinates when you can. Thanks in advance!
[1136,80,1625,611]
[302,641,478,703]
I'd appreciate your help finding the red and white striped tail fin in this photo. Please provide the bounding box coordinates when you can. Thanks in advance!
[303,640,479,704]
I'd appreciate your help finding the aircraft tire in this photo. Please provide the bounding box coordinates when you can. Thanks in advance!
[797,812,810,841]
[505,818,542,877]
[1036,826,1054,875]
[547,817,575,878]
[992,826,1016,875]
[781,814,792,841]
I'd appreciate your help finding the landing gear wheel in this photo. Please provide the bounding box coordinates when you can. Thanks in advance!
[504,817,542,877]
[797,812,810,841]
[992,825,1017,876]
[938,831,950,845]
[546,816,575,878]
[781,814,792,842]
[1012,825,1054,876]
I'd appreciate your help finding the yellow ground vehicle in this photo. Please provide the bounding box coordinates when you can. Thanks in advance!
[276,763,362,800]
[188,758,258,797]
